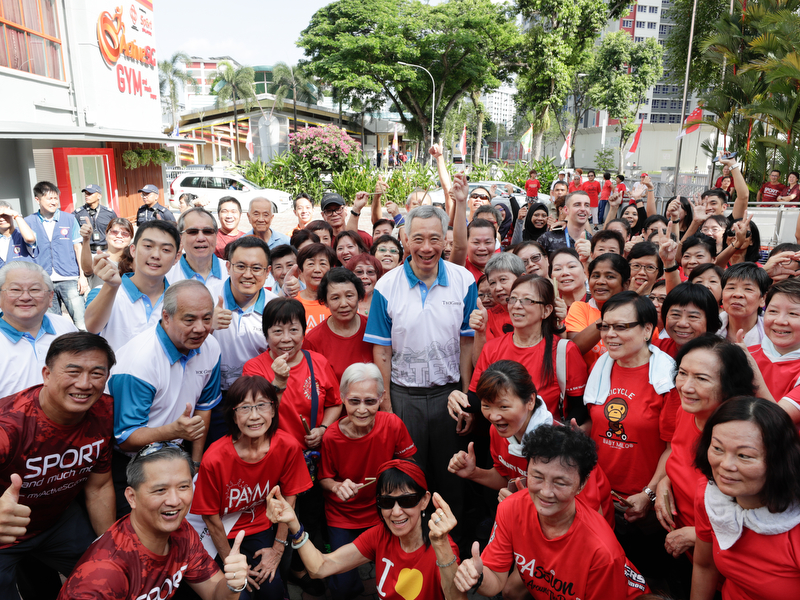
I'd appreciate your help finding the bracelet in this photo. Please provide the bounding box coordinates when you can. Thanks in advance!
[554,325,566,334]
[319,424,328,430]
[664,264,679,273]
[350,210,361,217]
[643,487,657,503]
[436,556,457,568]
[291,531,310,549]
[671,219,680,224]
[227,580,248,593]
[274,538,289,547]
[470,572,484,592]
[290,522,305,542]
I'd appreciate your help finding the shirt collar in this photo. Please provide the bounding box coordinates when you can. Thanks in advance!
[37,210,60,222]
[223,279,266,314]
[180,254,222,281]
[155,322,200,365]
[120,272,169,302]
[0,313,55,343]
[403,257,448,288]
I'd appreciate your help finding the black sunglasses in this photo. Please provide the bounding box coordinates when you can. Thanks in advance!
[376,492,424,510]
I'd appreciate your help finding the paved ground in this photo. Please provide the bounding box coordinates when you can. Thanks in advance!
[267,206,378,238]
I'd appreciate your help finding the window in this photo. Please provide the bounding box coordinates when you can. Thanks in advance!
[635,36,645,42]
[648,21,656,28]
[670,99,679,110]
[636,20,644,27]
[659,39,665,46]
[669,114,681,123]
[0,0,63,80]
[649,6,659,12]
[622,19,633,27]
[660,24,669,34]
[643,97,650,105]
[638,4,647,11]
[654,114,668,123]
[639,113,648,121]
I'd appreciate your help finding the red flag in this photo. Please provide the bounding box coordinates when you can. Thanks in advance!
[677,106,703,138]
[459,125,467,157]
[559,129,572,165]
[626,120,643,159]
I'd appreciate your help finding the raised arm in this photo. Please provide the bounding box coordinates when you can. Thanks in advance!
[449,173,469,266]
[721,154,749,220]
[371,177,388,225]
[83,254,122,333]
[346,192,369,233]
[430,144,453,218]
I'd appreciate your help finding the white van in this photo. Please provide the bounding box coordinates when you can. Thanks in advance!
[168,170,292,214]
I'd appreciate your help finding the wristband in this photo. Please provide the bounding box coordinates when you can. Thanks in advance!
[671,219,680,224]
[227,580,248,593]
[470,572,484,592]
[436,556,457,568]
[319,424,328,431]
[554,325,566,334]
[291,531,310,550]
[350,210,361,217]
[664,264,679,273]
[290,522,305,542]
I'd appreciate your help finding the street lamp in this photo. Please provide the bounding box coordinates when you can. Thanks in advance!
[398,61,435,154]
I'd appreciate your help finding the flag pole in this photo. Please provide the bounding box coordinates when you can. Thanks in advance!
[673,0,700,196]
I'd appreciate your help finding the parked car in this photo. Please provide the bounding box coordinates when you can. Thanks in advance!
[168,170,292,215]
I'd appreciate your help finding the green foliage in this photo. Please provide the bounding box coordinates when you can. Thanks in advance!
[238,155,326,202]
[289,124,362,172]
[595,148,616,172]
[271,63,319,132]
[122,148,174,170]
[159,52,195,127]
[212,61,257,111]
[331,165,379,202]
[489,156,559,190]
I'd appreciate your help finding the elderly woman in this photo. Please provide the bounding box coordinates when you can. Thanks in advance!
[294,243,337,331]
[191,375,312,598]
[654,282,722,358]
[346,254,383,317]
[267,460,464,600]
[319,363,416,600]
[583,291,681,582]
[511,240,549,277]
[371,234,403,272]
[303,268,373,383]
[691,397,800,599]
[478,252,526,341]
[454,424,648,599]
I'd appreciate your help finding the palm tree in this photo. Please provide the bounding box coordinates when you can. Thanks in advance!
[158,52,195,132]
[212,61,257,163]
[271,62,318,133]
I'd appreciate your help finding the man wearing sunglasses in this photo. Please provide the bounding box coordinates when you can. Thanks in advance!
[0,332,116,598]
[59,442,249,600]
[135,184,176,226]
[167,208,229,301]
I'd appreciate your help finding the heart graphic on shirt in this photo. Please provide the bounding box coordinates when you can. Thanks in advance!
[395,568,423,600]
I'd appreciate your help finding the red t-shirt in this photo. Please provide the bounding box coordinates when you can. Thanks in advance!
[464,257,483,283]
[580,180,602,207]
[616,183,627,195]
[714,176,725,189]
[488,427,614,527]
[695,479,800,600]
[568,180,581,193]
[486,305,513,341]
[0,385,113,547]
[653,336,679,358]
[665,408,704,529]
[303,315,373,382]
[471,333,588,419]
[243,350,341,446]
[353,524,459,600]
[320,412,416,528]
[748,344,800,400]
[191,431,312,537]
[58,516,219,600]
[482,492,648,599]
[600,180,614,201]
[214,230,245,260]
[588,363,681,496]
[525,179,541,197]
[759,181,785,205]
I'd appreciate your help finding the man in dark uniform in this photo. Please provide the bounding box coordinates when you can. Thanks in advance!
[73,185,117,253]
[135,184,176,226]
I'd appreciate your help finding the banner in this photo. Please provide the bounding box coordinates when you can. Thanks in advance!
[676,106,703,139]
[520,125,534,154]
[559,129,572,165]
[626,120,643,159]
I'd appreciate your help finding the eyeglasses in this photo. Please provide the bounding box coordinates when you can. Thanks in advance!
[181,228,216,236]
[355,269,377,277]
[231,263,266,275]
[345,397,380,407]
[233,402,273,415]
[376,492,425,510]
[507,296,546,307]
[477,292,492,299]
[323,206,345,216]
[649,294,667,304]
[377,247,399,255]
[629,263,659,274]
[521,254,543,265]
[0,286,49,299]
[596,322,642,332]
[470,194,490,201]
[107,229,132,239]
[132,441,182,464]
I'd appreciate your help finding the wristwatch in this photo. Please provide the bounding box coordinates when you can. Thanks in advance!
[643,487,657,503]
[350,210,361,217]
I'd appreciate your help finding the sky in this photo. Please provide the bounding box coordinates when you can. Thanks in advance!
[157,0,332,67]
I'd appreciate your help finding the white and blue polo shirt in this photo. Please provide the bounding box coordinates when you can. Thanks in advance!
[0,313,77,398]
[167,254,229,300]
[108,322,222,451]
[212,280,276,390]
[364,258,477,388]
[86,273,168,352]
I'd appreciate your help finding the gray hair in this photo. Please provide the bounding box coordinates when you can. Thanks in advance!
[126,444,194,490]
[177,207,217,234]
[0,201,11,209]
[474,205,502,225]
[0,261,54,292]
[404,205,449,238]
[162,279,213,316]
[484,252,525,279]
[340,362,385,399]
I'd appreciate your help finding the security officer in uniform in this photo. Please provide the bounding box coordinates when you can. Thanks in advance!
[135,184,176,226]
[74,184,117,252]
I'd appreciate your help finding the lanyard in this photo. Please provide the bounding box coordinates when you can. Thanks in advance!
[564,228,571,248]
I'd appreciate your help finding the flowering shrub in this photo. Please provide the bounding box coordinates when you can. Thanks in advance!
[289,124,361,172]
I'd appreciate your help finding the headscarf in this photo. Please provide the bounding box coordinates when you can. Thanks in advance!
[523,202,550,241]
[491,198,513,241]
[376,459,428,491]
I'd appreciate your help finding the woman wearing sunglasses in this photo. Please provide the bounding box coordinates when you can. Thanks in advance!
[318,364,416,600]
[191,375,312,598]
[267,459,464,600]
[468,187,492,221]
[584,291,681,584]
[81,217,134,290]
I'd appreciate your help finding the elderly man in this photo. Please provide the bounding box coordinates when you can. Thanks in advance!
[58,443,249,600]
[136,184,176,225]
[73,184,117,253]
[167,207,229,299]
[320,193,373,248]
[0,262,77,398]
[0,332,116,598]
[364,200,477,532]
[107,280,221,515]
[85,220,179,352]
[247,197,290,250]
[0,201,37,268]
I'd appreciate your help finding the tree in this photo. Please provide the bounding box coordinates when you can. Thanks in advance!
[271,62,319,133]
[297,0,522,146]
[158,52,195,131]
[587,32,663,170]
[212,61,257,164]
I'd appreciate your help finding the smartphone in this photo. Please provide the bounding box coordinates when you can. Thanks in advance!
[712,152,738,163]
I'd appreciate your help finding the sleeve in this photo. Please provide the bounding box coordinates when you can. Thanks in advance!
[565,302,589,333]
[85,287,102,307]
[364,288,392,346]
[391,415,416,458]
[352,524,381,561]
[461,280,478,337]
[93,397,114,474]
[196,356,222,411]
[70,217,82,244]
[565,341,589,395]
[319,358,342,408]
[185,525,222,584]
[277,440,313,496]
[108,373,158,444]
[694,479,712,543]
[191,449,224,516]
[162,209,177,223]
[480,501,515,573]
[659,388,682,442]
[59,560,130,600]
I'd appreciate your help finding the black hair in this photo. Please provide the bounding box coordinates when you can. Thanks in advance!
[723,220,762,264]
[695,397,800,513]
[769,242,800,258]
[45,331,116,370]
[133,220,181,250]
[643,214,669,235]
[297,243,338,271]
[33,181,59,199]
[376,463,430,546]
[590,229,624,255]
[628,241,663,277]
[606,218,632,239]
[334,230,369,257]
[616,174,625,183]
[548,247,582,277]
[293,192,313,210]
[223,375,280,440]
[588,252,631,283]
[600,290,658,340]
[663,196,693,232]
[290,229,320,249]
[721,261,772,296]
[661,282,722,335]
[217,196,241,213]
[674,334,755,401]
[475,359,541,406]
[603,172,611,181]
[701,188,729,205]
[370,234,403,258]
[467,218,497,239]
[262,297,306,336]
[306,220,334,240]
[317,267,365,304]
[510,275,558,385]
[372,219,395,234]
[225,235,270,265]
[270,244,298,262]
[682,233,718,260]
[688,262,724,283]
[765,276,800,308]
[522,424,598,486]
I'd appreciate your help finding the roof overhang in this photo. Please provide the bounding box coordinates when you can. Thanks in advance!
[0,122,205,145]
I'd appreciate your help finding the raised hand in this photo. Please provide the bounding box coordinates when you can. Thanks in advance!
[271,352,291,388]
[428,493,457,542]
[575,232,591,264]
[375,177,389,197]
[469,298,488,333]
[92,252,121,288]
[212,296,232,331]
[517,204,528,222]
[265,486,298,526]
[80,217,93,241]
[764,251,800,281]
[451,173,469,205]
[447,442,477,478]
[172,403,205,441]
[732,213,752,249]
[223,530,249,592]
[666,199,681,221]
[658,234,678,266]
[428,144,444,159]
[447,390,470,421]
[0,475,31,544]
[385,201,400,218]
[353,191,369,214]
[454,541,484,593]
[282,265,300,298]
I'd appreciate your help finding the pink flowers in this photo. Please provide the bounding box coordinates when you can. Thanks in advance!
[289,124,361,171]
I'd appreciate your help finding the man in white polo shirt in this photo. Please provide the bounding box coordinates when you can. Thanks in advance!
[167,207,229,300]
[107,279,221,517]
[0,262,77,398]
[84,220,179,352]
[364,202,477,533]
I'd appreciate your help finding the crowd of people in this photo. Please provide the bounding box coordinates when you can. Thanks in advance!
[0,147,799,600]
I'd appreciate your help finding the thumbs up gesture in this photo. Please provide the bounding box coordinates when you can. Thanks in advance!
[212,296,232,331]
[0,475,31,544]
[172,403,205,441]
[469,298,488,334]
[447,441,477,478]
[223,530,249,592]
[454,541,485,592]
[575,232,591,264]
[282,265,300,298]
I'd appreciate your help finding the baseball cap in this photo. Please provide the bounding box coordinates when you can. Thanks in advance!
[138,184,158,195]
[82,184,102,195]
[640,172,649,177]
[320,193,345,211]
